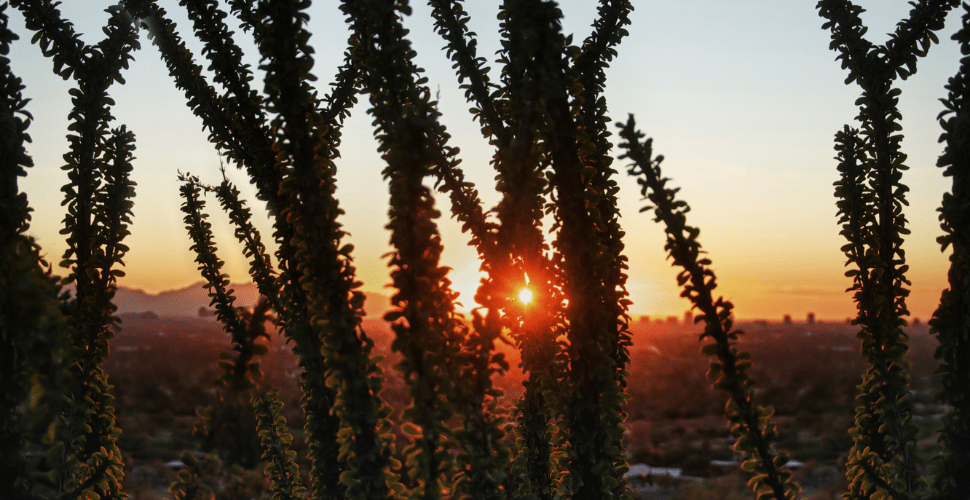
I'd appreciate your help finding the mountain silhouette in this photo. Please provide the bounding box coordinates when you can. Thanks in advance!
[104,281,391,319]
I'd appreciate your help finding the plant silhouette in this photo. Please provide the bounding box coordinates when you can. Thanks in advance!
[2,2,970,500]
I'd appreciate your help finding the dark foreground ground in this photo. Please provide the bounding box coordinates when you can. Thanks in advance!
[105,312,942,499]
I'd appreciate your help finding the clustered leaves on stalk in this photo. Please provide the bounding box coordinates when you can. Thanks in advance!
[0,4,71,498]
[618,115,798,500]
[162,1,639,500]
[253,388,307,500]
[250,3,401,500]
[928,4,970,499]
[120,0,351,497]
[2,1,140,498]
[817,1,959,498]
[178,175,272,469]
[341,2,474,499]
[10,2,970,500]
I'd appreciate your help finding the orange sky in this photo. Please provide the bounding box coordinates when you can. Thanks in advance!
[11,1,957,321]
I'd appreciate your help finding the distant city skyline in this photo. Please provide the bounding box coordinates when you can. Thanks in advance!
[10,1,962,320]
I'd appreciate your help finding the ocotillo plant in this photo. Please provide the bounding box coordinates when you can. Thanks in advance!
[818,1,961,498]
[618,116,799,500]
[1,0,139,498]
[926,4,970,500]
[623,1,968,499]
[616,5,970,500]
[0,4,71,497]
[131,1,637,500]
[613,4,970,500]
[143,0,636,500]
[7,2,970,500]
[179,174,273,469]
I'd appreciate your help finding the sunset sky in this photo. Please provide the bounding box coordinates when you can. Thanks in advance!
[9,1,963,321]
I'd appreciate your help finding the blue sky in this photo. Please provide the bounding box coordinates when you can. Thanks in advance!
[10,1,963,320]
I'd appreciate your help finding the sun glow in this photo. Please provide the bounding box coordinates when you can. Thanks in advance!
[518,287,534,306]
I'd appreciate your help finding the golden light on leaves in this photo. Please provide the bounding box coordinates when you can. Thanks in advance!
[518,287,534,306]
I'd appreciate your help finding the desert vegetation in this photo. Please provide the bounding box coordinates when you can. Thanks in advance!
[2,1,970,500]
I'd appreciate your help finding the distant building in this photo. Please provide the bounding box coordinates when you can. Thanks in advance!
[625,464,682,479]
[807,312,815,325]
[683,310,693,325]
[709,459,806,473]
[783,314,792,325]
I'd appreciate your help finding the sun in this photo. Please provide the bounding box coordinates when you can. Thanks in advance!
[518,287,534,306]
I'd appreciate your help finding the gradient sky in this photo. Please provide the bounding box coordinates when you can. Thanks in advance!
[9,1,963,321]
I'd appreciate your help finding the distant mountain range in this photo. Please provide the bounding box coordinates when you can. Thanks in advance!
[110,281,391,319]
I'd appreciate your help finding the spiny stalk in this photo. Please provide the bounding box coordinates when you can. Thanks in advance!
[928,4,970,498]
[619,115,798,500]
[817,2,957,496]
